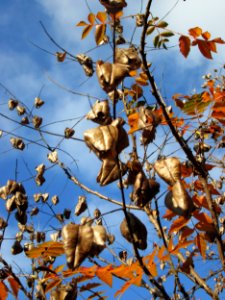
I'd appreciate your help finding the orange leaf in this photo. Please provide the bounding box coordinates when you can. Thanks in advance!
[162,209,176,220]
[54,264,65,274]
[96,11,107,23]
[88,13,95,24]
[128,112,139,134]
[8,277,20,298]
[0,281,8,300]
[95,24,106,45]
[114,280,133,298]
[76,21,88,26]
[193,211,213,225]
[25,241,64,258]
[96,265,113,287]
[171,239,194,255]
[158,245,166,260]
[110,10,123,20]
[135,77,148,86]
[195,233,207,259]
[202,31,211,40]
[179,35,191,58]
[180,164,193,178]
[169,216,190,234]
[195,221,215,233]
[189,27,202,39]
[45,278,62,294]
[82,25,93,39]
[196,39,212,59]
[180,227,195,241]
[144,249,157,277]
[208,41,217,53]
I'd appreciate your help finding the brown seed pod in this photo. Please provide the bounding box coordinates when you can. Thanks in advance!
[16,105,26,116]
[96,61,130,93]
[136,14,145,27]
[11,240,23,255]
[154,157,181,185]
[34,97,45,108]
[86,100,112,125]
[115,47,141,71]
[99,0,127,13]
[48,150,58,163]
[165,181,194,216]
[97,159,127,186]
[32,116,43,128]
[64,128,75,138]
[74,196,87,216]
[64,209,71,219]
[91,225,107,256]
[62,223,93,269]
[8,99,18,110]
[51,195,59,205]
[76,54,94,77]
[21,116,29,125]
[0,218,8,229]
[6,196,17,212]
[120,212,147,250]
[10,138,25,150]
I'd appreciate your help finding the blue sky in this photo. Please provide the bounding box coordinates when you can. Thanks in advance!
[0,0,225,299]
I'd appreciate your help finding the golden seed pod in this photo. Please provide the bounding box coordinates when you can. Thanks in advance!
[86,100,112,125]
[154,157,181,185]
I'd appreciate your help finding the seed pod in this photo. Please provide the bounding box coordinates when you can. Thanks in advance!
[0,218,8,229]
[97,159,127,186]
[30,207,39,216]
[64,128,75,138]
[64,209,71,219]
[91,225,107,256]
[0,186,9,200]
[120,212,147,250]
[16,105,26,116]
[34,97,45,108]
[165,181,194,216]
[15,211,27,225]
[8,99,18,110]
[32,116,42,128]
[86,100,112,125]
[10,138,25,150]
[99,0,127,13]
[154,157,181,185]
[119,250,127,261]
[7,180,25,195]
[136,14,145,27]
[96,61,130,93]
[11,240,23,255]
[76,54,94,77]
[48,150,58,164]
[115,47,141,71]
[51,195,59,205]
[21,116,29,125]
[74,196,87,216]
[62,223,93,269]
[6,196,17,212]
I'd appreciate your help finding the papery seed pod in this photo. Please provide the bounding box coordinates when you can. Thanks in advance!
[91,225,107,256]
[115,47,141,71]
[154,157,181,185]
[33,193,42,203]
[48,151,58,163]
[0,218,8,229]
[86,100,112,125]
[64,128,75,138]
[97,159,127,186]
[10,138,25,150]
[56,214,64,223]
[8,99,18,110]
[51,195,59,205]
[36,164,45,174]
[194,143,211,153]
[21,116,29,125]
[116,35,126,45]
[96,219,102,225]
[0,186,9,200]
[6,196,17,212]
[136,14,145,27]
[42,193,49,203]
[94,208,101,219]
[99,0,127,13]
[7,180,24,194]
[120,212,147,250]
[96,61,130,93]
[34,97,45,108]
[50,231,61,242]
[16,105,26,116]
[16,231,23,242]
[165,181,194,216]
[32,116,43,128]
[107,89,123,102]
[35,164,46,186]
[107,234,115,245]
[119,250,127,261]
[35,231,42,243]
[15,211,27,225]
[76,54,94,77]
[62,223,93,269]
[14,191,28,208]
[64,209,71,219]
[80,217,93,226]
[74,196,87,216]
[24,224,34,233]
[30,207,39,216]
[11,240,23,255]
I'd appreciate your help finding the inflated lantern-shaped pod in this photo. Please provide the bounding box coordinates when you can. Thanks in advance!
[154,157,181,185]
[86,100,112,125]
[115,47,141,71]
[96,61,130,93]
[120,212,147,250]
[84,118,128,160]
[154,157,194,216]
[97,159,127,186]
[99,0,127,13]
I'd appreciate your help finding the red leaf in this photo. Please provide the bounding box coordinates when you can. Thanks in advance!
[169,216,190,234]
[0,281,8,300]
[96,265,113,287]
[212,37,225,44]
[189,27,202,39]
[195,233,207,259]
[162,209,176,220]
[8,277,20,298]
[196,39,212,59]
[179,35,191,58]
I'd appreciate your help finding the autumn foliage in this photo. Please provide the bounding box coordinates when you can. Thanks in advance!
[1,0,225,299]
